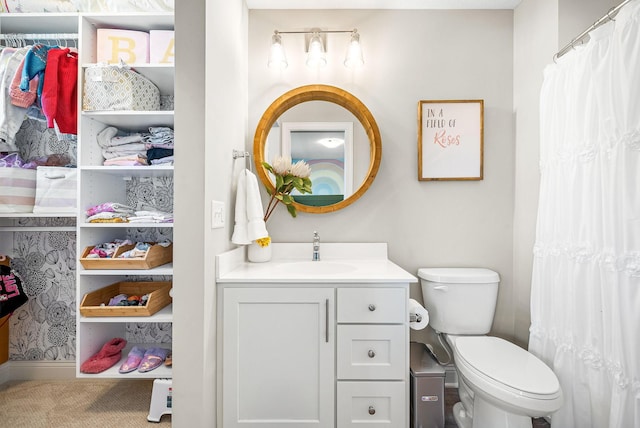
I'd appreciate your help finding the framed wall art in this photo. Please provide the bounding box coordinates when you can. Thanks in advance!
[418,99,484,181]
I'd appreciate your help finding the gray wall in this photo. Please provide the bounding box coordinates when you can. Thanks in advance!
[248,9,515,346]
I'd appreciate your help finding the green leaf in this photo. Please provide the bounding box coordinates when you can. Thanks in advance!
[275,175,283,189]
[275,194,284,201]
[286,204,297,217]
[282,194,294,204]
[262,162,273,173]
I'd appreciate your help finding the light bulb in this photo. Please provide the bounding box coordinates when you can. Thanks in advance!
[306,33,327,68]
[344,30,364,68]
[268,33,288,69]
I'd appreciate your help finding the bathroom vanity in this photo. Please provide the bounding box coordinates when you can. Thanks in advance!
[216,243,417,427]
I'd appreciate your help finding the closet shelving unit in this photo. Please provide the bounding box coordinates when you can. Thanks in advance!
[0,12,174,380]
[76,12,175,379]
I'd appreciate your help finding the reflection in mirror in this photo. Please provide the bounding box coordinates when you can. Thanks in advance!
[254,84,382,214]
[284,122,352,207]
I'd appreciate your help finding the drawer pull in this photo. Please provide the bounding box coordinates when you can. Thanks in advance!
[368,405,376,415]
[368,304,376,312]
[368,349,376,358]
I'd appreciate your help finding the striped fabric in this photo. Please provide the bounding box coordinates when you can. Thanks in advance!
[0,168,36,213]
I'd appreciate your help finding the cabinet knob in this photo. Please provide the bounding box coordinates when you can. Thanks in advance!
[368,304,376,312]
[368,349,376,358]
[368,405,376,415]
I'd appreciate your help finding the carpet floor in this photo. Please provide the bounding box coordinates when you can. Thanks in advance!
[0,379,171,427]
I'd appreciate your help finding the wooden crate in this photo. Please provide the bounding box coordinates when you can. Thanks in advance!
[79,242,173,270]
[80,281,172,317]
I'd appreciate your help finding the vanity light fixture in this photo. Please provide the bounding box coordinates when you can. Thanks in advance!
[268,28,364,69]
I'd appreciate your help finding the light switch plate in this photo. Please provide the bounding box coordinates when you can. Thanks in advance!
[211,200,225,229]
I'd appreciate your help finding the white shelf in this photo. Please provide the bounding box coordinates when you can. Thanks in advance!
[80,165,173,177]
[79,304,173,323]
[0,227,76,232]
[79,263,174,276]
[79,222,173,228]
[77,341,173,380]
[0,212,77,218]
[82,12,174,30]
[81,111,174,129]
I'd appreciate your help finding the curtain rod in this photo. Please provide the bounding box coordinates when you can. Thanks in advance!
[554,0,632,61]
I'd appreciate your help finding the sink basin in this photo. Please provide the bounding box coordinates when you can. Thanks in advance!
[276,261,357,275]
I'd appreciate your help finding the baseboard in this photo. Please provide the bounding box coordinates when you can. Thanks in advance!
[0,360,75,384]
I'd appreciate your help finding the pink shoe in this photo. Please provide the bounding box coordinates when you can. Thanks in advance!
[138,347,171,373]
[80,338,127,374]
[119,346,146,374]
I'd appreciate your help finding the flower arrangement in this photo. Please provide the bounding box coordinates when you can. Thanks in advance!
[262,156,313,221]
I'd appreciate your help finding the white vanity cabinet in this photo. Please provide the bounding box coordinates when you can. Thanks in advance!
[222,287,335,427]
[216,243,417,428]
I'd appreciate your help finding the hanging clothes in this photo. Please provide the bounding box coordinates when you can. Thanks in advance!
[0,47,29,152]
[41,48,78,135]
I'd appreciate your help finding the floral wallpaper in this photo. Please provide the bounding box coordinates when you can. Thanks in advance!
[9,227,76,361]
[6,120,174,361]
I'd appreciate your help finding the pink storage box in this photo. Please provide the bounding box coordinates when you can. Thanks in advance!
[149,30,175,64]
[97,29,150,64]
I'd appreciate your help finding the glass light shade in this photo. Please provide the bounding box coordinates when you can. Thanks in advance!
[344,31,364,68]
[268,33,288,69]
[306,33,327,68]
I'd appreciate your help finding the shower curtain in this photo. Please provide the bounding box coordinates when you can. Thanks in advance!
[529,2,640,428]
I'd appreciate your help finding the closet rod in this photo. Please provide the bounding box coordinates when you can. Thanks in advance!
[0,33,78,41]
[554,0,631,61]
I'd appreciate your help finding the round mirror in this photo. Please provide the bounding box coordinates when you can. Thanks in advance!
[253,84,382,214]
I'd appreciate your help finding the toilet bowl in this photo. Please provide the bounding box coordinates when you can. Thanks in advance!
[447,335,562,428]
[418,268,562,428]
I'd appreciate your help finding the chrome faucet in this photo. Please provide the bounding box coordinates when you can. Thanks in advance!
[312,231,320,261]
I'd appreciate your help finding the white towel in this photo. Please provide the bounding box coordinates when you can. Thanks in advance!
[231,169,269,245]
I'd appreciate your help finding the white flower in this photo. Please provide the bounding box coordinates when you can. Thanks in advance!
[271,156,292,175]
[290,160,312,178]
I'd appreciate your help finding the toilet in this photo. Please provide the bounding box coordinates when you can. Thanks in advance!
[418,267,562,428]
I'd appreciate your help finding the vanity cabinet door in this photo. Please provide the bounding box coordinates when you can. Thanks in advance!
[222,287,335,428]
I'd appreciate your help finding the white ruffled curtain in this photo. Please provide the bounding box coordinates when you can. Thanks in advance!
[529,2,640,428]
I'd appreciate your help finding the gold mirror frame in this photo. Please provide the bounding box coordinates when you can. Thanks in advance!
[253,84,382,214]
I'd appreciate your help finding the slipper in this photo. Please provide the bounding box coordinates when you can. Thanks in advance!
[80,337,127,374]
[119,346,146,374]
[138,347,171,373]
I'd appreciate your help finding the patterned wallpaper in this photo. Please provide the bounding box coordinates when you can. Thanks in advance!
[5,119,173,362]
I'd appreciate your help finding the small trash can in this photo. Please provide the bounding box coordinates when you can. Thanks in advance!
[410,342,446,428]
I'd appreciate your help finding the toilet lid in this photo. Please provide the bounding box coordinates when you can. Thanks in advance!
[454,336,560,395]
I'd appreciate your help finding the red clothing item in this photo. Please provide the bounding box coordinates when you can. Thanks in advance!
[41,48,78,135]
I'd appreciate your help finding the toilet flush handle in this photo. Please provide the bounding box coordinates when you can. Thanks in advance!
[433,285,449,291]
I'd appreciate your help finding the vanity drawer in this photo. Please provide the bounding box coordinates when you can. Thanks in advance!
[336,381,406,427]
[337,324,406,380]
[337,288,406,324]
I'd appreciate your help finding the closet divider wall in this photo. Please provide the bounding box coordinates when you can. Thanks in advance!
[0,12,174,381]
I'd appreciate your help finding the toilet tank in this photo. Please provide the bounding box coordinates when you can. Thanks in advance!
[418,268,500,335]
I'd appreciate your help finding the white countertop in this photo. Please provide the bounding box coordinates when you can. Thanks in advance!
[216,243,417,284]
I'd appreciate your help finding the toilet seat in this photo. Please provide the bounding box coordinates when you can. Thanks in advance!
[448,335,562,416]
